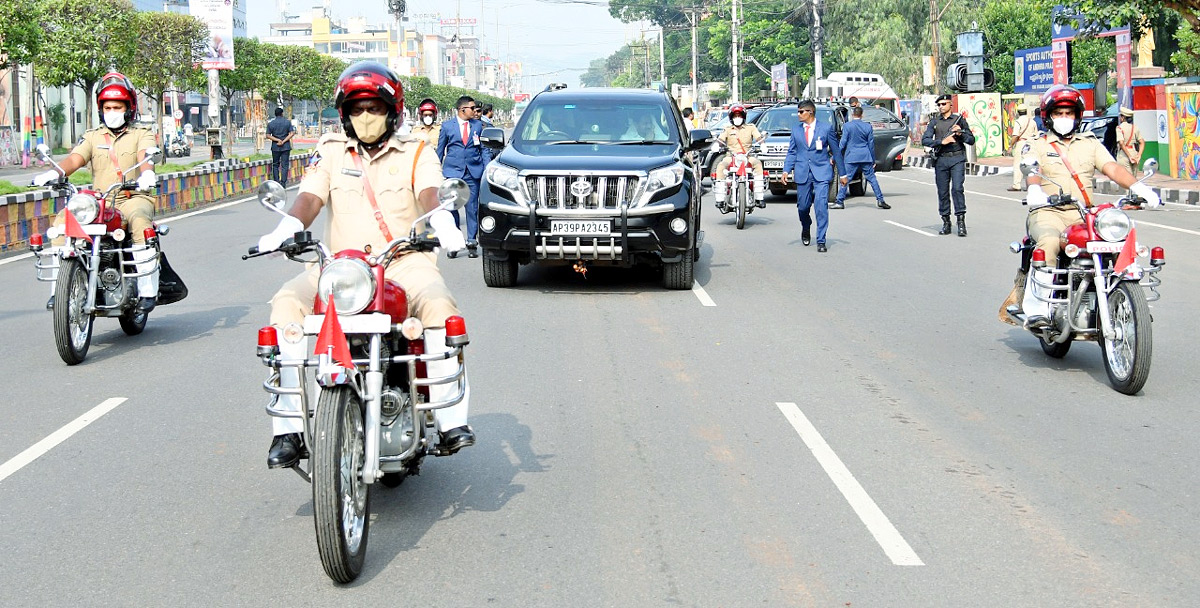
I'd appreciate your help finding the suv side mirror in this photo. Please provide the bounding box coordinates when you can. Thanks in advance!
[480,127,506,149]
[687,128,713,151]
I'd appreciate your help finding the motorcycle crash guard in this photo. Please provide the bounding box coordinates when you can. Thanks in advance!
[156,252,188,306]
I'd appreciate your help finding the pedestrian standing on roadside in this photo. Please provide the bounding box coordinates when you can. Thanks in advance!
[782,99,847,253]
[921,94,975,236]
[681,107,695,132]
[1008,104,1038,191]
[836,106,889,209]
[1115,107,1145,176]
[266,107,296,186]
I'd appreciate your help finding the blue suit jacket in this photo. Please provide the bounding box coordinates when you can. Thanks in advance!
[782,120,846,184]
[436,117,485,181]
[839,119,876,164]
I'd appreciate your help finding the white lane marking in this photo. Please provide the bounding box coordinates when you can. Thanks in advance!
[692,281,716,307]
[0,185,300,267]
[775,402,925,566]
[1135,219,1200,237]
[0,397,128,484]
[884,220,936,237]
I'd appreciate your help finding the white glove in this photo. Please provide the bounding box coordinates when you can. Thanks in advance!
[427,210,466,252]
[256,215,304,253]
[32,170,60,187]
[136,170,157,191]
[1026,184,1048,208]
[1130,182,1161,208]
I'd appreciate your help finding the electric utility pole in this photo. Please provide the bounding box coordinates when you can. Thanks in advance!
[929,0,953,93]
[731,0,740,102]
[811,0,824,96]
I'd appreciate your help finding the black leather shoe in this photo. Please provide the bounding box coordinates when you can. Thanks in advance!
[136,297,156,313]
[268,434,303,469]
[817,242,828,253]
[829,202,844,209]
[938,216,952,235]
[439,425,476,454]
[801,228,811,246]
[46,296,55,310]
[877,200,891,209]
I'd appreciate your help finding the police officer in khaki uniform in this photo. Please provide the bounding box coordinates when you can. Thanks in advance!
[34,72,160,312]
[255,62,473,469]
[1008,103,1038,191]
[1010,86,1161,329]
[1115,107,1145,177]
[411,98,441,148]
[714,104,766,207]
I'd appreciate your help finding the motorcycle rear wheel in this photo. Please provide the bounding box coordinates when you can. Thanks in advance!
[312,386,370,583]
[1101,282,1152,395]
[53,259,93,365]
[1038,335,1071,358]
[119,308,148,336]
[735,182,747,230]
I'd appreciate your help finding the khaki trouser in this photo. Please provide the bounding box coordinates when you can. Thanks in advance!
[270,251,459,328]
[1116,150,1139,178]
[1027,206,1083,261]
[715,154,763,179]
[52,194,155,245]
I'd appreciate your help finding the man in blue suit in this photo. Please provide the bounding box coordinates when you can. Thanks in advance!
[835,106,890,209]
[782,100,848,253]
[437,95,486,239]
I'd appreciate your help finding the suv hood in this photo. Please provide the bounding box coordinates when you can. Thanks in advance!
[498,144,681,172]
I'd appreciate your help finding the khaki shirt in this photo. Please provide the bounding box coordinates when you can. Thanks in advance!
[719,124,763,153]
[299,133,444,254]
[412,123,440,147]
[1011,115,1037,141]
[1027,130,1115,206]
[70,126,156,193]
[1116,123,1144,161]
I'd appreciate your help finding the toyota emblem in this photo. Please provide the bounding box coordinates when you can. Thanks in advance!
[570,178,593,198]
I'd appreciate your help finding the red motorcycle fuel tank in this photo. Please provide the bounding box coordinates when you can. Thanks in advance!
[312,250,409,322]
[1063,223,1090,252]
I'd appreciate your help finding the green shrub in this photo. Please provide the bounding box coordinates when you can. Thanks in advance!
[0,180,28,196]
[68,170,92,185]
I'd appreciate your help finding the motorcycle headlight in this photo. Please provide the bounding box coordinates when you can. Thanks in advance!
[67,193,99,225]
[1094,208,1132,242]
[647,163,685,192]
[485,163,520,192]
[317,259,375,315]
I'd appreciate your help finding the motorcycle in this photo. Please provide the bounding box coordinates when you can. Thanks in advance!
[166,131,191,158]
[245,178,475,583]
[1003,158,1165,395]
[711,140,762,230]
[28,144,187,365]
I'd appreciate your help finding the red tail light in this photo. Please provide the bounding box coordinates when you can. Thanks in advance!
[257,326,279,357]
[1031,248,1046,268]
[408,340,429,399]
[1151,246,1165,266]
[445,315,469,346]
[143,226,157,241]
[29,233,44,249]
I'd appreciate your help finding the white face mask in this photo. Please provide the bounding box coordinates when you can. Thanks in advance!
[731,116,744,127]
[421,115,435,126]
[103,110,126,130]
[1051,116,1076,136]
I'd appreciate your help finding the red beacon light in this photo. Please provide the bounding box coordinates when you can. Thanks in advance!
[444,315,469,347]
[143,226,157,242]
[257,326,279,357]
[1031,248,1047,268]
[29,233,44,250]
[1150,247,1165,266]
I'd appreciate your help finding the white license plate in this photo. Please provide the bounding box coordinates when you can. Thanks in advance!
[762,160,783,169]
[1086,241,1125,253]
[550,220,610,235]
[303,313,391,335]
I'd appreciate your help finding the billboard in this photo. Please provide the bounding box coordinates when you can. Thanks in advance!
[1014,46,1053,94]
[189,0,235,70]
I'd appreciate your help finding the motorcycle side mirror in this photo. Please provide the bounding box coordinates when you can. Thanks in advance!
[437,178,470,211]
[257,180,288,213]
[1020,157,1040,177]
[145,146,161,158]
[1142,158,1158,177]
[36,143,52,159]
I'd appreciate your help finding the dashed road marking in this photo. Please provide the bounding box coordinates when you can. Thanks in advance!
[692,281,716,307]
[0,398,128,484]
[884,220,937,237]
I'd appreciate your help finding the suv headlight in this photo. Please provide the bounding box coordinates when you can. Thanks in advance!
[67,193,99,224]
[1094,208,1132,242]
[647,163,685,192]
[486,163,520,193]
[317,259,375,315]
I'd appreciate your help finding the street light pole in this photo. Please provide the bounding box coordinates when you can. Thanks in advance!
[731,0,740,102]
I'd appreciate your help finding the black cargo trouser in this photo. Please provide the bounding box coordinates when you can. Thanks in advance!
[934,153,966,216]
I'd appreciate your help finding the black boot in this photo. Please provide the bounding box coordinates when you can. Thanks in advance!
[938,215,952,235]
[956,213,967,237]
[268,434,303,469]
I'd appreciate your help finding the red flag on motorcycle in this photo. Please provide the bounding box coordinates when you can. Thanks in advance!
[313,296,353,368]
[64,210,92,243]
[1113,226,1138,275]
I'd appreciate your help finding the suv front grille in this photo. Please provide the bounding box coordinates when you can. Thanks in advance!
[524,175,641,210]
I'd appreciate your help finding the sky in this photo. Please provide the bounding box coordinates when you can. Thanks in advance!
[247,0,645,92]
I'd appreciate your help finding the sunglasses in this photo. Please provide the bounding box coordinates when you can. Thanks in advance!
[797,109,813,114]
[461,105,479,110]
[937,102,950,106]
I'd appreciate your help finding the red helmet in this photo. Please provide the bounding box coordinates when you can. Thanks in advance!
[728,104,747,120]
[334,61,404,134]
[417,98,437,115]
[1039,85,1085,135]
[96,72,137,126]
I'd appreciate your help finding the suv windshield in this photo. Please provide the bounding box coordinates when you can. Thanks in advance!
[861,106,903,129]
[755,107,834,134]
[514,100,678,148]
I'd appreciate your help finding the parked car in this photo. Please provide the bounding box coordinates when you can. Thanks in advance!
[1081,115,1119,158]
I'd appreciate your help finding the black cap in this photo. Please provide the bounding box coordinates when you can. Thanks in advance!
[936,94,952,103]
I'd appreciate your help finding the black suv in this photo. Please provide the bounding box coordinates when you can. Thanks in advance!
[477,88,712,289]
[754,103,908,199]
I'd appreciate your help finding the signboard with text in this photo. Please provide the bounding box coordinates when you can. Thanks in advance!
[1014,46,1053,94]
[189,0,235,70]
[770,63,788,95]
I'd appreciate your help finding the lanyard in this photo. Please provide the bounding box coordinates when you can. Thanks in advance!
[1048,140,1092,207]
[348,148,394,243]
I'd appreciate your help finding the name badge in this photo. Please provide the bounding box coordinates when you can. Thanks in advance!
[341,168,363,177]
[473,134,480,147]
[97,145,111,150]
[815,138,823,151]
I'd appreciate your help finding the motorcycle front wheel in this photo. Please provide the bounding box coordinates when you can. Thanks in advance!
[735,181,747,230]
[53,258,93,365]
[1100,282,1152,395]
[312,385,370,583]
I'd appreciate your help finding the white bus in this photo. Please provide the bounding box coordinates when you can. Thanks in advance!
[804,72,899,113]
